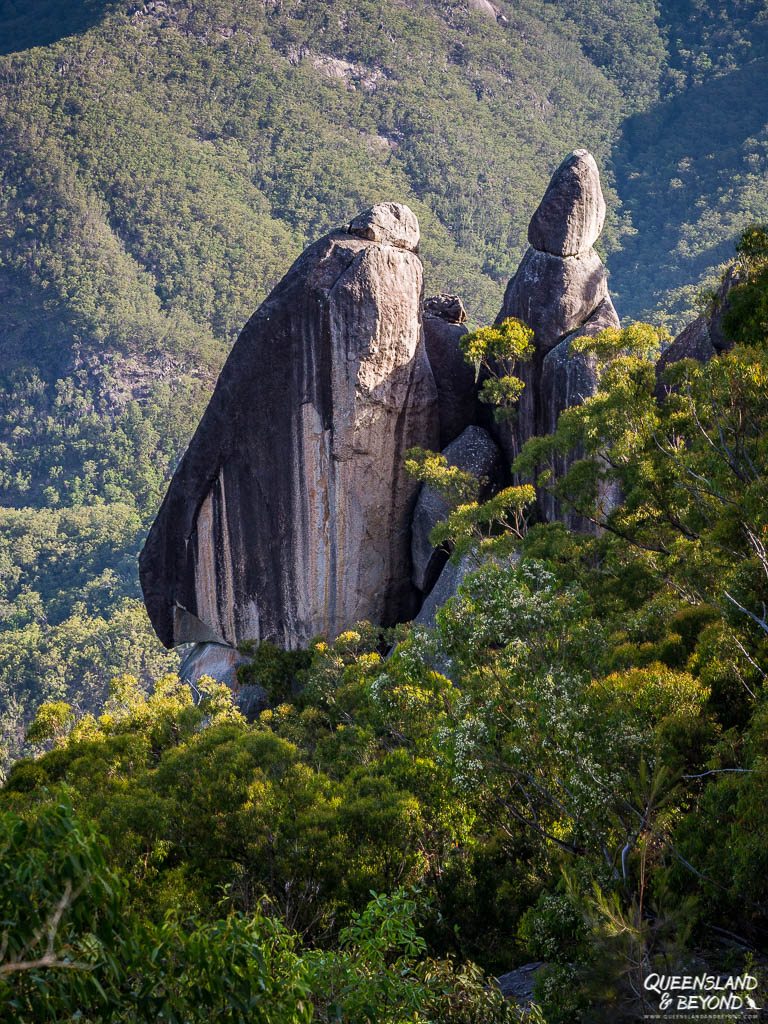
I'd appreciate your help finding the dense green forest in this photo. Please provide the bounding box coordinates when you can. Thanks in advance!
[1,0,767,764]
[2,229,768,1020]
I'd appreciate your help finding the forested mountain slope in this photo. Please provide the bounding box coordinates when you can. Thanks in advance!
[0,0,766,767]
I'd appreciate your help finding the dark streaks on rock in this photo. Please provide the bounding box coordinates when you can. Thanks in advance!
[140,205,438,651]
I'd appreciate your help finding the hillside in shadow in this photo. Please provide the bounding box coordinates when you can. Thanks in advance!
[0,0,113,55]
[609,57,768,323]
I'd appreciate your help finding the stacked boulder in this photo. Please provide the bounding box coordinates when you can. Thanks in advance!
[492,149,620,524]
[494,150,620,458]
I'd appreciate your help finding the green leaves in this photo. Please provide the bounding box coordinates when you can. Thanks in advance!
[406,315,536,563]
[570,322,669,363]
[459,318,534,381]
[722,226,768,347]
[429,486,536,561]
[0,796,124,1018]
[404,448,481,505]
[734,222,768,274]
[0,793,523,1024]
[24,702,74,747]
[459,318,534,423]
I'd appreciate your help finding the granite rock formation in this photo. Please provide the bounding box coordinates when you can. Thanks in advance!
[424,294,467,323]
[413,552,479,629]
[411,425,503,594]
[422,295,476,447]
[179,642,249,689]
[493,149,620,470]
[140,152,635,679]
[655,265,743,399]
[140,204,438,652]
[467,0,499,20]
[539,297,620,525]
[528,150,606,257]
[179,642,268,718]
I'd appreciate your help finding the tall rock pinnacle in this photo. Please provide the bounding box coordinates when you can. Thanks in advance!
[493,149,619,467]
[139,204,438,651]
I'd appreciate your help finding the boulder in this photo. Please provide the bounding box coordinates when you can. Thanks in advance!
[348,202,420,251]
[540,297,620,438]
[422,301,475,447]
[235,683,271,720]
[413,552,480,629]
[654,316,716,400]
[179,642,268,719]
[414,550,516,630]
[500,246,609,356]
[179,641,250,689]
[140,204,438,651]
[496,963,545,1007]
[423,293,467,323]
[467,0,498,19]
[528,150,606,257]
[411,426,503,593]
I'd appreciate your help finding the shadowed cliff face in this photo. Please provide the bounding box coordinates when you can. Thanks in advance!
[139,204,438,650]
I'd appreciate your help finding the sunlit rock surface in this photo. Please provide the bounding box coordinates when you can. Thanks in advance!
[492,149,619,466]
[140,204,438,650]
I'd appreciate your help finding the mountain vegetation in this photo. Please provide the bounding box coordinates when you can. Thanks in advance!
[3,227,768,1020]
[1,0,767,763]
[1,1,767,1017]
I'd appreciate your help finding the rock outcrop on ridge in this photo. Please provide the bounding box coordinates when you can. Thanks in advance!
[139,203,438,651]
[494,149,620,464]
[140,150,632,668]
[654,265,743,399]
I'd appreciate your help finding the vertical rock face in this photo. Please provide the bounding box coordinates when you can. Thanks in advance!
[422,294,476,447]
[539,297,620,526]
[140,204,438,651]
[493,149,619,469]
[502,247,610,355]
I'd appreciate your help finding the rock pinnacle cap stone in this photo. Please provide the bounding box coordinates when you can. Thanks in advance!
[527,149,606,257]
